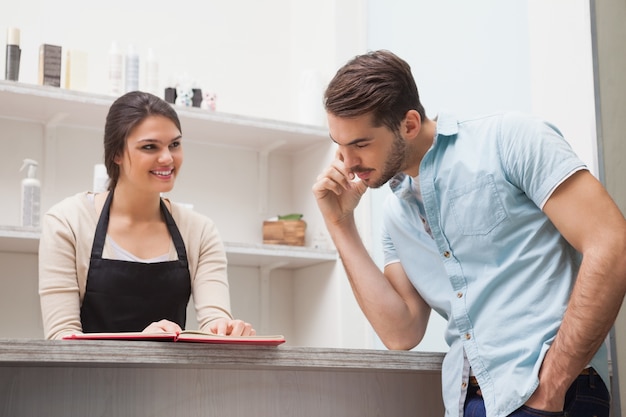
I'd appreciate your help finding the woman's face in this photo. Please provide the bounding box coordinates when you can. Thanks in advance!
[115,115,183,194]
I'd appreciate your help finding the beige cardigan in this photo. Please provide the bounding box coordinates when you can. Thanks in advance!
[38,192,232,340]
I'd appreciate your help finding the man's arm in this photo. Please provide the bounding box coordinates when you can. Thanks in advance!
[527,169,626,410]
[313,157,430,350]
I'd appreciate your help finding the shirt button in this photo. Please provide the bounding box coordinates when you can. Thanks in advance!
[457,292,463,298]
[443,251,451,258]
[465,333,471,340]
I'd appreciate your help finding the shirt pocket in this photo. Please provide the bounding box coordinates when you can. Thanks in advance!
[448,174,507,236]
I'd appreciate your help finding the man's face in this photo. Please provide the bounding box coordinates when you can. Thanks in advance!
[328,112,407,188]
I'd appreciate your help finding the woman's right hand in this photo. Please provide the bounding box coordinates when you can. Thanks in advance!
[143,319,182,334]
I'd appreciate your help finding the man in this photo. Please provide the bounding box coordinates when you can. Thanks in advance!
[312,49,626,417]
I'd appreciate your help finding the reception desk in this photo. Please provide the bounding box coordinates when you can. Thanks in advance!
[0,339,445,416]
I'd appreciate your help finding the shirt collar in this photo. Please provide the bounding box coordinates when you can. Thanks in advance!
[434,112,459,137]
[389,112,458,198]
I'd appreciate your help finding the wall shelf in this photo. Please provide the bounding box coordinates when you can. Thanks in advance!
[0,226,336,269]
[0,81,329,153]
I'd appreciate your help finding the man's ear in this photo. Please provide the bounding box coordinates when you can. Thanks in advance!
[403,109,422,140]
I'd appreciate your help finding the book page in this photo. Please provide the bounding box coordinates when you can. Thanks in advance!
[176,330,285,345]
[62,332,177,341]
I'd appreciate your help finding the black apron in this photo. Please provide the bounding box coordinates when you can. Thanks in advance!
[80,191,191,333]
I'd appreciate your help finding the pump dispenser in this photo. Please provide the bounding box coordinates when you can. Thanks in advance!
[20,159,41,228]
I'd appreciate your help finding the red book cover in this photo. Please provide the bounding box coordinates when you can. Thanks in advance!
[62,331,285,346]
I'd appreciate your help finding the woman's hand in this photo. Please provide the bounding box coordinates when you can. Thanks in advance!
[208,318,256,336]
[142,319,182,334]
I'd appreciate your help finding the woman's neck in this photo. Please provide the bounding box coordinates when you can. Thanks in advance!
[109,185,163,223]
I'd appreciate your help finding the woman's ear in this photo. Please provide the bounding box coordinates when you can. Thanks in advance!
[113,151,123,165]
[403,109,422,140]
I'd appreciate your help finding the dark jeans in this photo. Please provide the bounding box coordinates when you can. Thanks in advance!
[463,368,610,417]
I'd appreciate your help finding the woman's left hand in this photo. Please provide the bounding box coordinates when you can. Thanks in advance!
[142,319,183,334]
[208,318,256,336]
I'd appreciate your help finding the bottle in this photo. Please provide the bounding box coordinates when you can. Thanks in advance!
[20,159,41,228]
[145,48,159,95]
[92,163,109,193]
[5,27,21,81]
[108,42,123,96]
[125,44,139,93]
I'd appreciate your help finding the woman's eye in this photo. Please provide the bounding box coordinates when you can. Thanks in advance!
[142,144,157,150]
[170,141,181,149]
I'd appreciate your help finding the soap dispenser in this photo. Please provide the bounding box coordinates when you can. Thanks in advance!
[20,159,41,228]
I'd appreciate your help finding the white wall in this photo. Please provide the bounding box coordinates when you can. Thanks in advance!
[0,0,352,124]
[366,0,597,352]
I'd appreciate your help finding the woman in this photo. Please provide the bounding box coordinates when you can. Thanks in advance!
[39,91,255,340]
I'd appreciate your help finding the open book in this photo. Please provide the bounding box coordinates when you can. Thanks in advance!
[62,330,285,346]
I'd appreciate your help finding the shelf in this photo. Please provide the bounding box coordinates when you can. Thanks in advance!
[0,226,336,269]
[0,226,41,254]
[224,242,337,269]
[0,80,329,153]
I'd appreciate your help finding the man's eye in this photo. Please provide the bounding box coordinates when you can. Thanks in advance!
[355,143,368,149]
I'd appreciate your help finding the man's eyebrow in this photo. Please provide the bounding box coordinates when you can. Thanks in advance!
[329,134,371,146]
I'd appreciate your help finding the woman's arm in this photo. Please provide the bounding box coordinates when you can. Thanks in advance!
[38,208,84,340]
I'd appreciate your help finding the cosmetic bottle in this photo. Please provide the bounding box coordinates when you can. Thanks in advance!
[108,42,123,96]
[93,164,109,193]
[125,44,139,92]
[145,48,159,95]
[5,27,21,81]
[20,159,41,228]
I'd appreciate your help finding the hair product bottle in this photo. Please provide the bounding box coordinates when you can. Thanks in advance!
[124,44,139,93]
[20,159,41,228]
[145,48,159,95]
[108,42,123,96]
[5,27,21,81]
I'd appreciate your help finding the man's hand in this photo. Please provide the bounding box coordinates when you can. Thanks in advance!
[312,153,368,227]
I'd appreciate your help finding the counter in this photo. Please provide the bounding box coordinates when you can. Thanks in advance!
[0,339,445,416]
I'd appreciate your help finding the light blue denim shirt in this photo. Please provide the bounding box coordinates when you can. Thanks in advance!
[382,112,609,417]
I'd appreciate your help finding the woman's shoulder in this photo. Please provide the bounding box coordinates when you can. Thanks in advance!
[167,201,216,231]
[46,191,94,217]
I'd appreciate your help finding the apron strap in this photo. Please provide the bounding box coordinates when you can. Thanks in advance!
[90,191,113,258]
[160,198,188,265]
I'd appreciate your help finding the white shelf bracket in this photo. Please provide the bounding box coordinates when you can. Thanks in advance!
[258,140,287,215]
[41,112,69,209]
[259,261,288,335]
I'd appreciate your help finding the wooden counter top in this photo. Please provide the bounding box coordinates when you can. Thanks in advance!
[0,339,446,417]
[0,338,444,371]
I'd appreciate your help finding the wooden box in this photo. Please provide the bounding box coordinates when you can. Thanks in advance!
[263,220,306,246]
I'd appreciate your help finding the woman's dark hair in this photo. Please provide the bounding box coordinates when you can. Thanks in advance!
[103,91,182,190]
[324,50,426,133]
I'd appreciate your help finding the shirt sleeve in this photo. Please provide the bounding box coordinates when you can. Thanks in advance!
[38,200,84,340]
[382,220,401,268]
[496,112,587,209]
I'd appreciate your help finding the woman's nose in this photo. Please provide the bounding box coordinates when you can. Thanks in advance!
[158,148,173,163]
